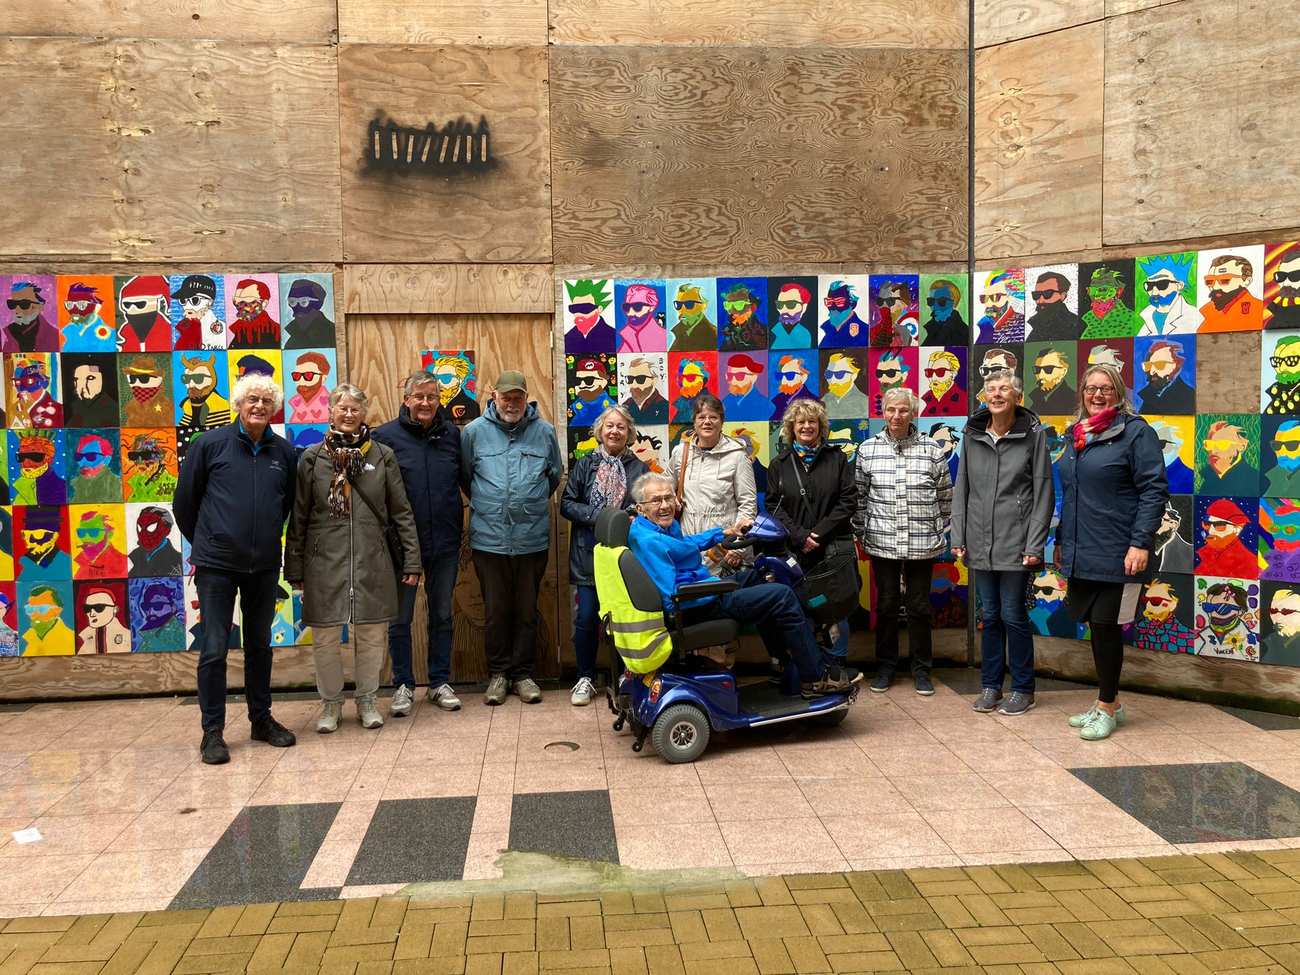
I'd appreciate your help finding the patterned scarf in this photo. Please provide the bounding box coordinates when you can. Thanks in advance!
[324,425,372,518]
[792,440,820,469]
[1073,407,1118,452]
[588,446,627,511]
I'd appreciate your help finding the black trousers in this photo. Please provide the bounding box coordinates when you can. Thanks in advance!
[195,568,280,733]
[472,549,549,680]
[1090,624,1125,703]
[872,556,934,675]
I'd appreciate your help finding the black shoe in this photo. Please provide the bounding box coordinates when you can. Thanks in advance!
[200,731,230,765]
[869,671,894,693]
[250,716,297,748]
[914,672,935,696]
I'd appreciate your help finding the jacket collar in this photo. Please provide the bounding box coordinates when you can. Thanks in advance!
[968,405,1039,440]
[634,514,681,538]
[397,403,449,438]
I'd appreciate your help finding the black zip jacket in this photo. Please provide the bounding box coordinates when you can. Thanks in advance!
[766,445,857,566]
[373,404,464,563]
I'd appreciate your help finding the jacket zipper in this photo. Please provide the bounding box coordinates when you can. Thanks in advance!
[347,460,356,620]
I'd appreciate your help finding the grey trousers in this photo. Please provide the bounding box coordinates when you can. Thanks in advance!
[313,622,389,702]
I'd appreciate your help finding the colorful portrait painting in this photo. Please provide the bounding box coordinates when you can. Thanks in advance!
[615,351,669,426]
[271,579,296,648]
[1039,415,1071,516]
[1023,341,1077,417]
[1078,259,1139,339]
[1262,415,1300,497]
[766,277,817,350]
[629,425,668,475]
[724,422,771,503]
[868,274,921,348]
[1193,496,1259,580]
[917,416,965,486]
[67,429,122,505]
[1154,495,1194,574]
[719,351,771,422]
[18,578,74,656]
[1260,580,1300,667]
[173,350,233,435]
[14,505,70,581]
[1198,245,1266,333]
[74,579,130,655]
[667,351,718,425]
[1194,575,1260,661]
[223,273,281,349]
[118,352,173,428]
[665,279,718,353]
[1146,416,1195,495]
[1259,497,1300,583]
[931,561,968,629]
[128,576,186,653]
[184,574,242,652]
[816,275,869,348]
[69,503,128,581]
[121,428,179,503]
[170,274,228,351]
[1135,252,1201,336]
[115,274,173,353]
[566,425,598,465]
[0,507,14,582]
[972,345,1021,406]
[1134,335,1196,415]
[7,352,62,430]
[1260,330,1300,416]
[868,347,919,419]
[1265,242,1300,332]
[973,268,1025,345]
[614,279,667,354]
[1,275,59,353]
[1028,567,1077,638]
[820,348,870,420]
[921,345,973,423]
[0,581,17,656]
[60,353,119,429]
[283,348,336,427]
[769,349,819,423]
[419,349,479,425]
[1078,338,1134,389]
[279,273,336,350]
[56,275,117,353]
[1194,413,1259,496]
[227,350,284,423]
[919,274,969,346]
[1126,574,1197,654]
[563,279,615,354]
[716,277,768,352]
[566,352,617,428]
[1024,264,1081,341]
[7,431,65,508]
[826,418,871,460]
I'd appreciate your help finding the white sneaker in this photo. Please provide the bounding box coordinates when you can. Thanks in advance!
[316,700,342,734]
[390,684,414,718]
[357,695,384,729]
[570,677,596,707]
[428,683,462,711]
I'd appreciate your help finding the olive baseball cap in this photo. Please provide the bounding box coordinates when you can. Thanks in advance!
[494,370,528,393]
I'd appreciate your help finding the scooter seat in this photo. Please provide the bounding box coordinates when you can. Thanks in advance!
[676,617,740,651]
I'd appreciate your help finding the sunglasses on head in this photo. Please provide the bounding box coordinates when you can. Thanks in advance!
[567,302,598,315]
[1030,289,1060,301]
[672,300,701,311]
[925,297,951,309]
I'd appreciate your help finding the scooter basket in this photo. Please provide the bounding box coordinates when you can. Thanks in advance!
[796,547,861,625]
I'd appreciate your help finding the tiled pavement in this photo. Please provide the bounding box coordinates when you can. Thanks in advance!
[8,852,1300,974]
[6,671,1300,916]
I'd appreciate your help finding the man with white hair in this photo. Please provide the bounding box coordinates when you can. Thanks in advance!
[175,373,298,765]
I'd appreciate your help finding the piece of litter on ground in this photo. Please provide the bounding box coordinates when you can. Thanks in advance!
[11,827,42,844]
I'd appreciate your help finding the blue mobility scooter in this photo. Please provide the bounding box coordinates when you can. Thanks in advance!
[593,508,860,764]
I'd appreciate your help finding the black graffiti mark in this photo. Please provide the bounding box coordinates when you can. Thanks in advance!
[365,113,496,176]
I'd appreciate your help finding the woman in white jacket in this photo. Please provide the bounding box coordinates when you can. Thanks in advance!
[667,394,757,576]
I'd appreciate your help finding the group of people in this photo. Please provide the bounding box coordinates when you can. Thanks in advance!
[179,358,1166,766]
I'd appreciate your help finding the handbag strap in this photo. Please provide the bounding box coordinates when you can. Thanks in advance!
[786,451,816,526]
[350,470,391,530]
[676,433,692,507]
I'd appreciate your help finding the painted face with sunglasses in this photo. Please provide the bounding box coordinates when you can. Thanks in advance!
[1270,589,1300,638]
[1201,584,1246,634]
[1140,581,1179,624]
[6,283,44,326]
[74,434,112,478]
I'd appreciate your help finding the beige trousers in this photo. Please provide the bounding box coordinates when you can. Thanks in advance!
[313,622,389,702]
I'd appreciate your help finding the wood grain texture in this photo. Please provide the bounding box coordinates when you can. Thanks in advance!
[0,38,340,264]
[973,0,1104,47]
[551,46,967,266]
[345,264,553,314]
[338,45,551,264]
[549,0,967,49]
[1195,331,1262,416]
[0,0,336,42]
[1105,0,1185,14]
[1103,0,1300,246]
[974,22,1104,261]
[347,313,561,682]
[339,0,547,44]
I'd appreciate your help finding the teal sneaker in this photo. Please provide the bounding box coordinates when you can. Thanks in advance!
[1068,703,1126,728]
[1080,708,1119,740]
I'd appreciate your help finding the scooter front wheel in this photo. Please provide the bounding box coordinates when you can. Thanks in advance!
[651,704,711,764]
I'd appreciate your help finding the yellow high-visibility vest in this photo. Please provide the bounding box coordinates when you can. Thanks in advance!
[593,544,673,674]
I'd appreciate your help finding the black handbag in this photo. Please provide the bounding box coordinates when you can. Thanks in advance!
[785,454,861,624]
[352,479,405,578]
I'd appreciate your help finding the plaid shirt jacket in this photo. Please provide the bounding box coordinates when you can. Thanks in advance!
[852,427,953,561]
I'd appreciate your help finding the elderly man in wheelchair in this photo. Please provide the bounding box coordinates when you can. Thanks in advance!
[623,471,862,699]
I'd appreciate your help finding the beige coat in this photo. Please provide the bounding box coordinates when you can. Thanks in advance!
[667,435,757,569]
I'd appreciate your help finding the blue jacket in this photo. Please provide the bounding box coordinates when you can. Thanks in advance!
[1057,413,1168,584]
[174,422,296,574]
[373,404,463,563]
[627,515,724,609]
[460,401,563,555]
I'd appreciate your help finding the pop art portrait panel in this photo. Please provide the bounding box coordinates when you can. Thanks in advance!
[1265,242,1300,331]
[1259,497,1300,583]
[615,351,668,426]
[1078,259,1140,339]
[1024,264,1081,341]
[972,344,1021,406]
[0,507,12,582]
[719,351,771,422]
[1135,252,1201,336]
[768,349,819,424]
[170,274,228,351]
[120,427,178,503]
[68,503,128,581]
[820,348,869,421]
[18,578,74,656]
[114,274,173,353]
[227,349,285,424]
[1198,244,1265,333]
[184,574,242,651]
[816,274,869,348]
[128,576,185,653]
[1260,579,1300,667]
[172,349,233,434]
[665,278,718,353]
[223,273,281,350]
[919,274,970,346]
[14,505,70,582]
[723,421,771,502]
[7,352,62,430]
[420,349,479,425]
[1195,413,1259,496]
[1078,337,1134,390]
[917,416,965,486]
[826,418,872,460]
[1134,334,1196,415]
[615,279,667,355]
[279,273,336,350]
[60,352,119,429]
[716,276,768,352]
[1193,495,1259,580]
[117,352,173,428]
[56,275,117,353]
[566,425,597,465]
[282,348,336,427]
[1146,416,1195,495]
[629,425,668,475]
[1261,330,1300,416]
[667,351,718,425]
[1023,341,1077,417]
[0,275,59,354]
[74,579,130,655]
[1154,495,1194,574]
[1125,573,1196,654]
[766,277,817,350]
[7,430,65,507]
[1262,415,1300,497]
[565,351,617,428]
[563,278,616,354]
[972,268,1026,345]
[0,580,16,656]
[127,502,182,577]
[65,428,122,505]
[932,561,967,629]
[868,347,919,418]
[1028,567,1078,638]
[1194,575,1260,662]
[868,273,921,348]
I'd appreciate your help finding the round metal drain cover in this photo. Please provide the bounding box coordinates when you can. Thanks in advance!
[544,740,581,753]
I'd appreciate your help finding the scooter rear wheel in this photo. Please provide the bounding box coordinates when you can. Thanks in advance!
[651,704,711,764]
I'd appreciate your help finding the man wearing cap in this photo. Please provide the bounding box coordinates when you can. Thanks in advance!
[19,507,71,580]
[282,278,336,349]
[461,371,563,706]
[229,279,280,348]
[61,282,114,352]
[1196,499,1257,578]
[117,275,173,352]
[121,354,170,426]
[129,506,182,577]
[618,356,668,424]
[618,284,666,353]
[4,281,58,353]
[173,274,228,351]
[721,353,770,421]
[10,354,62,428]
[568,356,615,426]
[669,283,717,351]
[77,586,131,655]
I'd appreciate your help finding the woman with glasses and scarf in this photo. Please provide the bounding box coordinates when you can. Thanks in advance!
[285,383,422,733]
[1056,363,1167,741]
[560,405,648,706]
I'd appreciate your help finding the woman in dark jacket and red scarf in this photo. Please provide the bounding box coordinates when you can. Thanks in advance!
[767,399,857,661]
[560,405,647,706]
[1057,363,1168,741]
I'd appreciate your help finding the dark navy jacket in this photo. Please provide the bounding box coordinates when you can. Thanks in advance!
[1057,413,1168,584]
[174,422,296,574]
[373,405,463,563]
[560,450,648,586]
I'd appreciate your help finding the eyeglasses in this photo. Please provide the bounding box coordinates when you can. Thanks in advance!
[622,302,650,314]
[775,300,802,311]
[291,370,321,382]
[1204,518,1237,530]
[1276,270,1300,285]
[1273,606,1300,616]
[63,300,94,312]
[567,302,598,315]
[1204,275,1239,288]
[120,299,151,313]
[978,292,1007,304]
[1271,355,1300,369]
[722,300,751,312]
[672,300,701,311]
[1030,289,1061,301]
[1033,365,1061,375]
[1082,385,1116,397]
[125,374,158,386]
[823,297,850,310]
[6,299,39,311]
[640,494,676,507]
[1144,358,1175,371]
[876,368,902,380]
[181,372,210,385]
[334,406,363,416]
[406,392,437,403]
[1273,440,1300,453]
[624,374,653,386]
[1143,279,1178,293]
[925,297,951,309]
[1202,603,1240,615]
[242,395,276,407]
[923,368,951,379]
[126,450,160,462]
[287,297,317,309]
[83,603,114,613]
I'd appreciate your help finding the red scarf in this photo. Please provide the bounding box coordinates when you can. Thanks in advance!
[1073,407,1119,451]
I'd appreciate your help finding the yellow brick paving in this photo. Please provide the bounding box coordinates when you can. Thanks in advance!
[8,851,1300,975]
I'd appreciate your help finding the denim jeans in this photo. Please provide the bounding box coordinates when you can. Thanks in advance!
[574,584,600,681]
[195,568,280,733]
[975,569,1036,695]
[388,556,459,688]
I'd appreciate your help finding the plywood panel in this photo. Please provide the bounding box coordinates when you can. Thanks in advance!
[974,0,1104,46]
[551,46,967,266]
[550,0,967,49]
[0,38,340,263]
[974,22,1104,260]
[1106,0,1184,14]
[338,45,551,264]
[1196,331,1262,416]
[339,0,547,44]
[345,264,553,314]
[1104,0,1300,246]
[0,0,336,42]
[346,313,561,683]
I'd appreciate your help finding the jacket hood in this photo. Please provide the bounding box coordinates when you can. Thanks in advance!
[397,402,451,437]
[484,400,538,430]
[967,405,1041,437]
